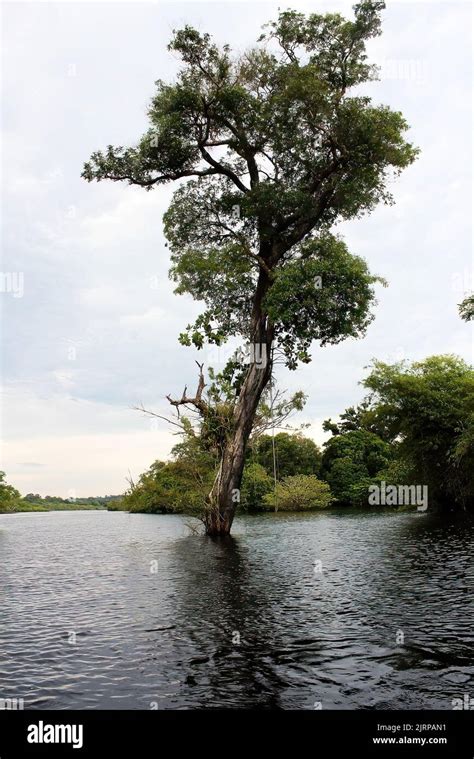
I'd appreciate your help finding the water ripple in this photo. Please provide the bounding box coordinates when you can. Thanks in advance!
[0,509,472,709]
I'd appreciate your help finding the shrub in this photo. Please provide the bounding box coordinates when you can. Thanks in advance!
[263,474,333,512]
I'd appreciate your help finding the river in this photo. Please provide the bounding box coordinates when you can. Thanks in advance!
[0,510,472,709]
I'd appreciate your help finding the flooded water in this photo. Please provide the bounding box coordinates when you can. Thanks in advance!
[0,509,472,709]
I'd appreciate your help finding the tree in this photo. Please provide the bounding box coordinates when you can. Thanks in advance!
[362,356,474,511]
[323,398,393,441]
[320,429,392,505]
[249,432,321,479]
[0,472,21,513]
[83,1,418,534]
[263,474,332,511]
[459,294,474,321]
[240,462,274,512]
[23,493,43,503]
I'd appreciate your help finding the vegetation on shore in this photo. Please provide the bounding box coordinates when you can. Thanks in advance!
[3,356,471,519]
[112,355,474,517]
[0,484,120,514]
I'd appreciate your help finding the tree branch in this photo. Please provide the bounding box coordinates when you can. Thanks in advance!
[198,144,249,193]
[92,166,220,187]
[166,361,208,417]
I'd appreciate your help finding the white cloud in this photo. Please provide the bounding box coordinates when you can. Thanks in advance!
[1,387,175,497]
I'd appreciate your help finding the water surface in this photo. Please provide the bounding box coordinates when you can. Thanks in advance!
[0,510,472,709]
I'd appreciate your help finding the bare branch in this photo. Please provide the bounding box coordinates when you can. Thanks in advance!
[131,403,186,431]
[166,361,208,416]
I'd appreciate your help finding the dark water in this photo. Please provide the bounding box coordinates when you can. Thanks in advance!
[0,510,473,710]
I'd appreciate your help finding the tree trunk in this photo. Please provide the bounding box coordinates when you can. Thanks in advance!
[205,336,273,536]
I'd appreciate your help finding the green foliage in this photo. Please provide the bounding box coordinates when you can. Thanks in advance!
[249,432,321,478]
[321,429,392,505]
[124,430,323,514]
[323,398,393,441]
[0,472,21,513]
[362,355,474,510]
[12,501,105,513]
[459,294,474,322]
[376,455,416,490]
[83,2,417,369]
[21,494,118,510]
[263,474,332,511]
[346,476,379,508]
[126,460,211,515]
[122,434,217,515]
[106,500,130,512]
[240,462,274,512]
[265,234,385,367]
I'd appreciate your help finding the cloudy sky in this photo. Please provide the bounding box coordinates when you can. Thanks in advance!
[1,0,472,497]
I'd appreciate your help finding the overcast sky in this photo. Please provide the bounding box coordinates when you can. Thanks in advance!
[1,0,472,497]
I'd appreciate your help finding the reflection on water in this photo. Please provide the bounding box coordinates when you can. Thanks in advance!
[0,510,472,709]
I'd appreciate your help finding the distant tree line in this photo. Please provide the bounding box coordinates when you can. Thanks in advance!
[0,487,121,514]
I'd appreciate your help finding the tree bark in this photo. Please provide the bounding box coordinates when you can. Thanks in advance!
[205,343,273,535]
[205,261,274,535]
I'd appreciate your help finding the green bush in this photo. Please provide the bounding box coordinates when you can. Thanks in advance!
[263,474,333,512]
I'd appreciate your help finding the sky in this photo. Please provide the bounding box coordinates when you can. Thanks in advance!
[1,0,472,497]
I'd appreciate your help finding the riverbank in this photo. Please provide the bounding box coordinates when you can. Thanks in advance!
[1,503,107,514]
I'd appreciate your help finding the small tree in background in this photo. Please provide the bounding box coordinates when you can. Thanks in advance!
[250,432,321,479]
[0,472,21,513]
[83,1,418,534]
[321,429,392,505]
[240,462,274,512]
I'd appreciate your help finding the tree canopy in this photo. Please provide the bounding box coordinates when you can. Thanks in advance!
[321,429,392,505]
[83,1,417,371]
[249,432,322,478]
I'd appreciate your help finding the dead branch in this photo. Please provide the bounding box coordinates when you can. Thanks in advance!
[166,361,208,417]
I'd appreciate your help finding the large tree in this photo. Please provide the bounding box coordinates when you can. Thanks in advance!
[83,1,418,534]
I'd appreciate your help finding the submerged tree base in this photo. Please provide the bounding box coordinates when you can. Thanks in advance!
[204,514,233,537]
